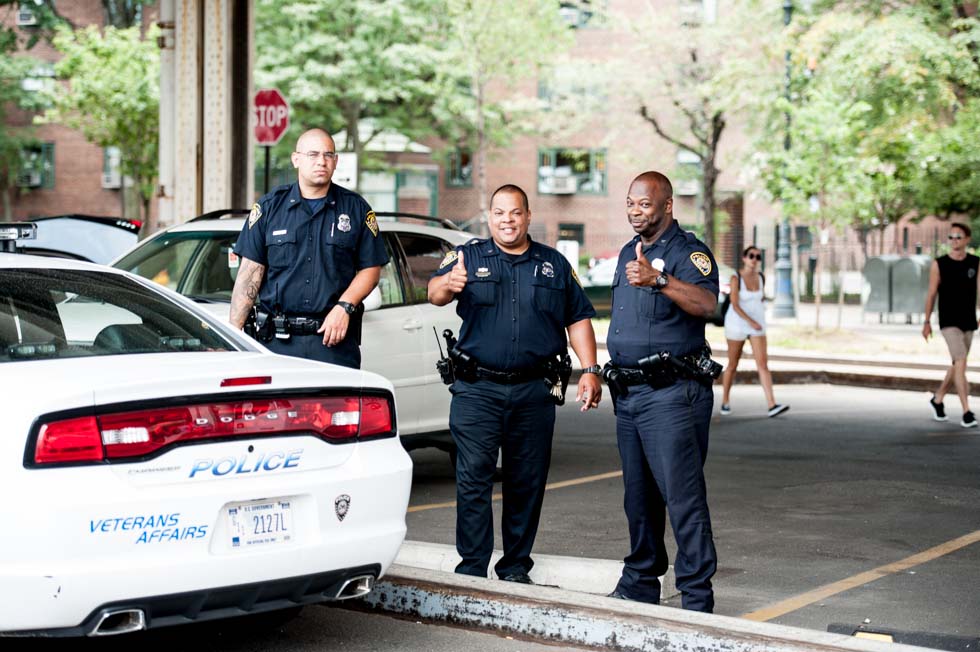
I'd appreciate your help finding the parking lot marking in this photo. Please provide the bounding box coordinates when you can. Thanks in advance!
[408,470,623,513]
[741,529,980,622]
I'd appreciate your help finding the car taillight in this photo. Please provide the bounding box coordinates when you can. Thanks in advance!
[31,395,394,465]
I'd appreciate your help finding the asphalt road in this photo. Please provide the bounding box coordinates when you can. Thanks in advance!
[407,383,980,641]
[9,606,589,652]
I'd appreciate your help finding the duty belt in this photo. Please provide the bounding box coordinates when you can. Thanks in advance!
[471,364,548,384]
[281,316,322,335]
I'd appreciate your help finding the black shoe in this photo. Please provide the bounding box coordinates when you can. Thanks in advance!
[930,396,948,422]
[500,573,533,584]
[961,411,977,428]
[606,590,631,600]
[767,404,789,418]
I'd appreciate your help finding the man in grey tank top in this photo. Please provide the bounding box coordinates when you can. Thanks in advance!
[923,222,979,428]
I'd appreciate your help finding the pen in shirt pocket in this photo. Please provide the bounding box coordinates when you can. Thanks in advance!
[534,265,538,277]
[331,221,335,237]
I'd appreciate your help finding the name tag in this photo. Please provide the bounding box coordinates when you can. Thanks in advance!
[272,229,288,236]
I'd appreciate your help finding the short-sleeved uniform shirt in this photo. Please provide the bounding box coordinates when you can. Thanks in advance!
[432,237,596,371]
[234,182,389,316]
[607,219,719,366]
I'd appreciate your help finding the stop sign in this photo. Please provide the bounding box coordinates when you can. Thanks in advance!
[254,88,290,146]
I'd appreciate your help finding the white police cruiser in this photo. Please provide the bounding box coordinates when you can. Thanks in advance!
[0,250,411,637]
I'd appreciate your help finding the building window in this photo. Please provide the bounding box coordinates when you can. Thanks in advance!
[21,63,54,93]
[19,143,54,189]
[559,1,605,28]
[674,148,700,197]
[102,147,122,189]
[538,148,606,195]
[537,63,606,111]
[558,223,585,245]
[447,149,472,187]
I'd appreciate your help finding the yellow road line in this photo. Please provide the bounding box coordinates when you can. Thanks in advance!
[741,529,980,622]
[408,469,623,513]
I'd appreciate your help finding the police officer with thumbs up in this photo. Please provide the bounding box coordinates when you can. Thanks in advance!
[428,184,601,585]
[604,171,720,613]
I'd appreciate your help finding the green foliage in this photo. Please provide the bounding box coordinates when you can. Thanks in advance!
[41,25,159,219]
[0,52,48,203]
[0,1,66,53]
[752,3,980,232]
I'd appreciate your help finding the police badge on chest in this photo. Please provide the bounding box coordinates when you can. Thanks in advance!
[337,214,352,233]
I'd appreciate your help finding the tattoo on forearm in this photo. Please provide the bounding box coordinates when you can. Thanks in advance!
[230,259,266,328]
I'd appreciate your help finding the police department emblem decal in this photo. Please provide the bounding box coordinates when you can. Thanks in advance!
[439,250,458,269]
[247,203,262,229]
[689,252,712,276]
[338,214,352,233]
[365,211,380,237]
[335,494,351,522]
[542,261,555,278]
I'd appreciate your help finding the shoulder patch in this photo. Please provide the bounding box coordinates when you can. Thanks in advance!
[438,250,459,269]
[570,267,583,288]
[689,252,712,276]
[248,203,262,229]
[365,211,379,237]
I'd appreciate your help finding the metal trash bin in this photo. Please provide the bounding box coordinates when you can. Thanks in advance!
[891,255,932,316]
[862,255,900,314]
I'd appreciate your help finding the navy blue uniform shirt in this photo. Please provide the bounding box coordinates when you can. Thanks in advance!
[607,220,719,365]
[432,237,596,370]
[234,182,389,316]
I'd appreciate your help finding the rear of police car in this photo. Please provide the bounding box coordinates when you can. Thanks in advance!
[0,255,412,637]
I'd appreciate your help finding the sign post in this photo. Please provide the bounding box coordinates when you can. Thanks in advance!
[253,88,290,195]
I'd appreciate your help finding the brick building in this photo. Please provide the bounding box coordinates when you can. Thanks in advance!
[3,0,158,224]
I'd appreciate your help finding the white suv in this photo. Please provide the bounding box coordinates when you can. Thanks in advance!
[112,210,472,464]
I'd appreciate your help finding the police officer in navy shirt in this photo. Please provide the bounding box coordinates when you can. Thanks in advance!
[605,171,719,613]
[428,184,602,584]
[230,128,388,369]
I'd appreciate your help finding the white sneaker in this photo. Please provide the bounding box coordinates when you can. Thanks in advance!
[720,404,731,415]
[768,404,789,418]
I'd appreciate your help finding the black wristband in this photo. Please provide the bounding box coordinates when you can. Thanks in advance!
[337,300,357,315]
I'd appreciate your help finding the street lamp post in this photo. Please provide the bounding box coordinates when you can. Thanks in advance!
[773,0,796,318]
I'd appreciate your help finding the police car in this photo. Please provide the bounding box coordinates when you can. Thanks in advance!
[111,211,471,465]
[0,253,411,636]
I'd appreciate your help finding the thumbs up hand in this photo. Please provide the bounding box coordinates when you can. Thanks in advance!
[625,241,660,287]
[446,250,468,293]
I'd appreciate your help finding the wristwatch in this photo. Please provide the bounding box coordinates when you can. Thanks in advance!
[336,300,357,315]
[654,273,669,289]
[582,364,602,375]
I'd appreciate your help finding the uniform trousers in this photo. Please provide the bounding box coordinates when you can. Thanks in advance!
[613,379,717,612]
[449,378,556,578]
[264,332,360,369]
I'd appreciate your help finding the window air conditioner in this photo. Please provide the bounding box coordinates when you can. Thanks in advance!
[549,176,577,194]
[674,179,699,196]
[18,171,42,188]
[17,9,38,26]
[102,171,121,189]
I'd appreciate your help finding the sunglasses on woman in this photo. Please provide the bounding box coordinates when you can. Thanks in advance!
[948,234,966,240]
[745,253,762,260]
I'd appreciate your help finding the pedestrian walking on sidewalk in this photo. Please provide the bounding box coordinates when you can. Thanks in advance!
[719,246,788,418]
[604,171,721,613]
[923,222,979,428]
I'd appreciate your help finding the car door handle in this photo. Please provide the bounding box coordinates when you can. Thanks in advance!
[402,320,423,331]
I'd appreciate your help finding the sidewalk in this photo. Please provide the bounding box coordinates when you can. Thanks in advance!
[593,302,980,397]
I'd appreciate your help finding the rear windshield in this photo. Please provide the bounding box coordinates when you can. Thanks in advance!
[113,230,239,303]
[0,268,238,363]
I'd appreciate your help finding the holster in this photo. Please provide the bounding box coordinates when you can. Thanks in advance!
[251,309,275,343]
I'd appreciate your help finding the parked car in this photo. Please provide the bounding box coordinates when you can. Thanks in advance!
[0,254,411,637]
[15,214,141,263]
[111,210,472,466]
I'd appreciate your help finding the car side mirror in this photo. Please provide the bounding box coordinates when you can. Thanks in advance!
[363,286,382,312]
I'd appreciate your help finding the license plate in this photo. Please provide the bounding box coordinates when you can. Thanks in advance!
[227,499,293,549]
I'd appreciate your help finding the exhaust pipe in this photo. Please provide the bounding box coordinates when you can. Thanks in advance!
[335,574,375,600]
[88,608,146,636]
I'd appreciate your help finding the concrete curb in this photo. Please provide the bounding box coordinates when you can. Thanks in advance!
[395,540,678,600]
[362,564,934,652]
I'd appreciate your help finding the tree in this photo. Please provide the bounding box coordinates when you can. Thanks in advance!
[0,53,48,219]
[621,0,780,250]
[435,0,573,228]
[254,0,450,186]
[41,25,159,229]
[102,0,154,29]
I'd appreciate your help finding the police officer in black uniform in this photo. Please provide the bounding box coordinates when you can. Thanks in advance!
[428,184,602,583]
[605,171,719,612]
[230,128,388,368]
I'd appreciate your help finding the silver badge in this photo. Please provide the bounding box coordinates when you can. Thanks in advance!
[476,267,490,278]
[542,261,555,278]
[335,494,350,522]
[337,214,351,233]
